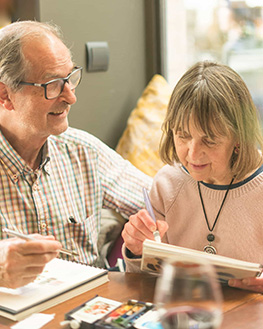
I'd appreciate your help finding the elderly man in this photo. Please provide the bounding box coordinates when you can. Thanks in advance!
[0,20,152,288]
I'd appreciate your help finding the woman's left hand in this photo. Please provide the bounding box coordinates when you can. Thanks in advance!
[228,276,263,293]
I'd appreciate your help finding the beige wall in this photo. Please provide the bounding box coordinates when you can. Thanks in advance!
[39,0,148,148]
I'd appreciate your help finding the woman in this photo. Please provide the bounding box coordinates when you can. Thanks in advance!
[122,61,263,293]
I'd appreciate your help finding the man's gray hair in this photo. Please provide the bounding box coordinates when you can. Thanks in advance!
[0,20,66,91]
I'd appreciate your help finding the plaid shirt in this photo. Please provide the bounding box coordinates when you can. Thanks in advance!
[0,127,152,264]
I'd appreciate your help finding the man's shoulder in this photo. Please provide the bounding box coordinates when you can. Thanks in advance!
[47,127,126,166]
[48,127,104,153]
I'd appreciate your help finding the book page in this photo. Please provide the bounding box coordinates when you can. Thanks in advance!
[0,258,107,312]
[141,240,263,283]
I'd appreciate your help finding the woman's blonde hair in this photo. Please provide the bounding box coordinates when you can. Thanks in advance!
[160,61,263,181]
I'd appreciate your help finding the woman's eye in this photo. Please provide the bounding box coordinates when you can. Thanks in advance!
[204,139,216,146]
[177,133,190,140]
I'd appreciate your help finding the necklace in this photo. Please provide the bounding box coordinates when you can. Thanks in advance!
[198,177,234,254]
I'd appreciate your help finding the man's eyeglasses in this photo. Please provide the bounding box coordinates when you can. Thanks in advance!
[19,66,82,100]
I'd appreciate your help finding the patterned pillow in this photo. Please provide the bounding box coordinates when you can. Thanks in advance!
[116,74,172,177]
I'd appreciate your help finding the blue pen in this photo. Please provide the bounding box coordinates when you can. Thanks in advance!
[142,188,161,243]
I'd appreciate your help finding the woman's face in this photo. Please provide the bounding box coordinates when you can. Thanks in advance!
[173,119,236,185]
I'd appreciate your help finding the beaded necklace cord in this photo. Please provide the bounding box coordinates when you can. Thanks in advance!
[198,177,234,254]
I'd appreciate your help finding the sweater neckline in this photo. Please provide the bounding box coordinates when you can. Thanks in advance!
[182,164,263,191]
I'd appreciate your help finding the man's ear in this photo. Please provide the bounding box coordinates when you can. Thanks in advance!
[0,82,14,111]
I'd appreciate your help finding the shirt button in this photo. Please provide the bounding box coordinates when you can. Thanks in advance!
[13,174,18,182]
[41,223,47,229]
[33,184,39,191]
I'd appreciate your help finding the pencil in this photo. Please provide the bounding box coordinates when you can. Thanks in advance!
[2,228,79,257]
[142,188,161,243]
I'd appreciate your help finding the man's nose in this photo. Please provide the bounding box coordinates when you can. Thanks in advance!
[59,82,77,104]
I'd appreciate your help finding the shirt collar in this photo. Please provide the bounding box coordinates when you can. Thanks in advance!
[0,129,50,183]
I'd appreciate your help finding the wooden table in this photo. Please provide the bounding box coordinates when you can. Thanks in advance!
[1,272,263,328]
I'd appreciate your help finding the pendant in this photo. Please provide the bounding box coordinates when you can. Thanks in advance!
[204,233,217,254]
[204,244,217,254]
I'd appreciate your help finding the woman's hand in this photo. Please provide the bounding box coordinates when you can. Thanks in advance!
[122,209,168,256]
[228,276,263,293]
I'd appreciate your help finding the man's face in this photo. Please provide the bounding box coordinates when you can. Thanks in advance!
[7,33,77,142]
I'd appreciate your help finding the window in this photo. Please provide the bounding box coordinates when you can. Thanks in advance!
[165,0,263,116]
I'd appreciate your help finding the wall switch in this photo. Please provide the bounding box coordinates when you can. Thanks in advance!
[86,41,109,72]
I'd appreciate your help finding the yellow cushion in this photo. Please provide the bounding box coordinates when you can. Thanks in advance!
[116,74,172,177]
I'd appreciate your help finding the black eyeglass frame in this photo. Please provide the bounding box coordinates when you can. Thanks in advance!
[19,66,83,100]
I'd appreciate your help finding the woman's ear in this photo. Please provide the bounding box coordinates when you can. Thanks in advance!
[234,143,240,154]
[0,82,14,110]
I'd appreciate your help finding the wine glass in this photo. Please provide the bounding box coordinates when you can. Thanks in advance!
[154,258,223,329]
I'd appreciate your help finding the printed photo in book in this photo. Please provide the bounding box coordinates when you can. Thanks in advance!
[141,239,263,284]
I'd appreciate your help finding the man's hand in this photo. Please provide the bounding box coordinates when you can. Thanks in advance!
[0,235,62,289]
[122,209,168,256]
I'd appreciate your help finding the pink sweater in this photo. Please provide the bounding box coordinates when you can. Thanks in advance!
[124,163,263,272]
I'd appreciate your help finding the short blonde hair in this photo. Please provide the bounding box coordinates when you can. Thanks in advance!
[160,61,263,181]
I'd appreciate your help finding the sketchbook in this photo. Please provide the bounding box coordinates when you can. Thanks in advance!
[0,258,108,321]
[141,239,263,284]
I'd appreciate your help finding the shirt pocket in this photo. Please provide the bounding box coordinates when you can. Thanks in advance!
[63,213,99,264]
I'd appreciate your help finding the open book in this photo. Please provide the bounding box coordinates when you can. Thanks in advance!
[141,239,263,284]
[0,258,108,321]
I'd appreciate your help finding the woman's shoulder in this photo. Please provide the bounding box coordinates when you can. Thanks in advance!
[151,163,193,206]
[154,163,190,183]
